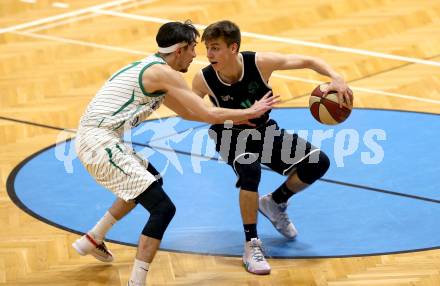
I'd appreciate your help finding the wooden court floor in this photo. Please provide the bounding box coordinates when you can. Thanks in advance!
[1,0,440,285]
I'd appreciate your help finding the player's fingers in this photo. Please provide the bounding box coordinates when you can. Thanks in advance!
[347,88,353,106]
[323,83,333,98]
[260,91,273,100]
[266,95,280,105]
[337,92,344,108]
[344,91,352,107]
[244,121,256,127]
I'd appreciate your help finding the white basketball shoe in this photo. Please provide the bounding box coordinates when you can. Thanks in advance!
[243,238,271,275]
[127,280,144,286]
[259,194,298,239]
[72,233,114,262]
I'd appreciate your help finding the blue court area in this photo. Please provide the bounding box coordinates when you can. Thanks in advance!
[9,108,440,258]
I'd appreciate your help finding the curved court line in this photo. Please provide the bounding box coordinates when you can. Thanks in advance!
[3,107,440,205]
[6,117,440,258]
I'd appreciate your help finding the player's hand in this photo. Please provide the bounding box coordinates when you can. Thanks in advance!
[248,91,280,119]
[325,77,353,108]
[234,119,256,127]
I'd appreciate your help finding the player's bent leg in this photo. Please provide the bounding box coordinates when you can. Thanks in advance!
[72,232,114,262]
[109,198,136,220]
[243,238,271,275]
[128,181,176,286]
[127,235,161,286]
[295,150,330,185]
[234,157,271,274]
[260,151,330,239]
[259,192,298,239]
[72,198,137,262]
[234,158,261,225]
[134,181,176,241]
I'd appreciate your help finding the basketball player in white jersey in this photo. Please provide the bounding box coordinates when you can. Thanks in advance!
[72,21,278,286]
[192,20,352,275]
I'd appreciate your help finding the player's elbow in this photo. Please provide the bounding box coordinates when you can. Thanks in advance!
[300,56,317,68]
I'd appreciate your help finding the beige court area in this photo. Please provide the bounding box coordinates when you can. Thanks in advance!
[1,0,440,285]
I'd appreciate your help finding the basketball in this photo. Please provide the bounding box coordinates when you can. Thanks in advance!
[309,83,353,125]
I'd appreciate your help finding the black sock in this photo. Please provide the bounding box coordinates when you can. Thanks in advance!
[243,224,258,241]
[271,182,295,204]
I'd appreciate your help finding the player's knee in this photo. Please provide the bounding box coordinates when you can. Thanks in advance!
[234,158,261,192]
[296,151,330,184]
[135,182,176,240]
[151,195,176,222]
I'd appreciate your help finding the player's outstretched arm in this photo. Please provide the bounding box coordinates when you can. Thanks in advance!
[143,64,278,124]
[257,52,352,107]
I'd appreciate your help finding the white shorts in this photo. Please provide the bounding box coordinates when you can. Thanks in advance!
[75,126,156,201]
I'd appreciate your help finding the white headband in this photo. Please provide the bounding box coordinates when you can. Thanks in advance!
[157,42,187,53]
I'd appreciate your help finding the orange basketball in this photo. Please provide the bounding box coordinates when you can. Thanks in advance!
[309,83,353,125]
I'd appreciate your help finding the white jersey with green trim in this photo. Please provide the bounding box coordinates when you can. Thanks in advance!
[75,54,167,201]
[79,53,166,133]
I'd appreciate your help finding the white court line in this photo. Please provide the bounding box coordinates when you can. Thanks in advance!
[270,74,440,104]
[0,0,133,34]
[13,31,146,55]
[92,9,440,68]
[52,2,70,9]
[25,0,155,33]
[25,13,98,33]
[11,30,440,105]
[20,0,37,3]
[5,1,440,68]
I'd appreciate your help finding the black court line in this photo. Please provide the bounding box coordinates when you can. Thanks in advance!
[132,141,440,204]
[321,178,440,204]
[3,112,440,204]
[280,52,440,104]
[0,115,208,142]
[0,115,76,132]
[147,122,209,143]
[6,138,440,259]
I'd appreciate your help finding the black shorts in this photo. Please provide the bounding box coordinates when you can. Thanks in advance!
[208,119,320,176]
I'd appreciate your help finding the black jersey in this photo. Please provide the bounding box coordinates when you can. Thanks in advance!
[201,51,272,129]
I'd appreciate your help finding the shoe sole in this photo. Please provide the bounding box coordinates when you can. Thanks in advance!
[72,241,87,256]
[243,262,271,275]
[72,241,113,262]
[258,207,297,240]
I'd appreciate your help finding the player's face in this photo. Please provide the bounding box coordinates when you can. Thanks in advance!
[205,38,237,71]
[177,42,197,73]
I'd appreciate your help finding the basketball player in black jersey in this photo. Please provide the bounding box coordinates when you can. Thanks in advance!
[192,20,352,275]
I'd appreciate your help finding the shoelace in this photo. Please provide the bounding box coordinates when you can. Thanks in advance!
[96,242,111,255]
[275,203,292,229]
[250,242,265,262]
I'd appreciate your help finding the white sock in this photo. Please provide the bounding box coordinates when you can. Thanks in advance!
[129,259,149,286]
[89,211,117,242]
